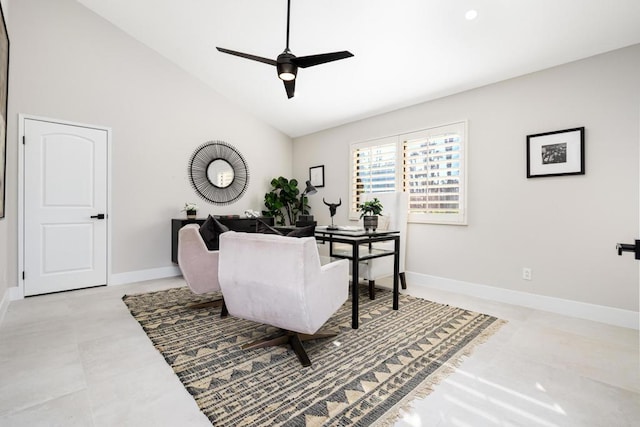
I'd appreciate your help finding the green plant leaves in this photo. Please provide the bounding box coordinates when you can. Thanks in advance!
[263,176,303,225]
[358,197,383,219]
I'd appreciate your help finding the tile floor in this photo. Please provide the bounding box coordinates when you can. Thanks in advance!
[0,277,638,426]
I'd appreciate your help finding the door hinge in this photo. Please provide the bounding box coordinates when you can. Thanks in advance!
[22,135,25,145]
[22,271,25,280]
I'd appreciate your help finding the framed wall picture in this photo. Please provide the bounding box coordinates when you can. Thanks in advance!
[526,127,585,178]
[309,165,324,188]
[0,3,8,218]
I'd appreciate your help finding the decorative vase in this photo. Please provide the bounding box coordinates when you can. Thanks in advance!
[363,215,378,231]
[186,210,197,220]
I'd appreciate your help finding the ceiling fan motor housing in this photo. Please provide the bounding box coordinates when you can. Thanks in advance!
[277,52,298,81]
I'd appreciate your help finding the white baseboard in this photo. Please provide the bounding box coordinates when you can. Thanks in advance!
[0,287,10,327]
[0,267,182,309]
[110,266,181,286]
[406,272,639,330]
[9,286,23,301]
[0,266,181,327]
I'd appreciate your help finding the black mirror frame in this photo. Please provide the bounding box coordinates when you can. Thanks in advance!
[188,140,249,205]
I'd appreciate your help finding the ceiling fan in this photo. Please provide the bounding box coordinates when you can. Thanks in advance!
[216,0,354,99]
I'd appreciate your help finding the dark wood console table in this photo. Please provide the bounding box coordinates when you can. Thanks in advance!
[314,226,400,329]
[171,217,274,263]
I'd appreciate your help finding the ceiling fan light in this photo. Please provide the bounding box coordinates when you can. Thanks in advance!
[279,72,296,81]
[277,59,297,81]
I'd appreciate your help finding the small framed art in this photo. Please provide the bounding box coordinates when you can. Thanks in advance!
[526,127,585,178]
[309,165,324,188]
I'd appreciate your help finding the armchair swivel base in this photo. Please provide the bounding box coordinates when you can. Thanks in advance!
[243,329,338,367]
[188,298,229,317]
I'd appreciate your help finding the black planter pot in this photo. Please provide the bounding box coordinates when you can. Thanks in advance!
[363,215,378,231]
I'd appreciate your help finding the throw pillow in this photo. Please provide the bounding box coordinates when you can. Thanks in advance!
[255,219,284,235]
[199,215,230,250]
[286,224,315,238]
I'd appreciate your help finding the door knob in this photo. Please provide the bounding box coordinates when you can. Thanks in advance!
[616,239,640,259]
[90,213,105,220]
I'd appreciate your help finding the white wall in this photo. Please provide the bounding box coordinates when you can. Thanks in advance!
[294,44,640,312]
[0,0,292,291]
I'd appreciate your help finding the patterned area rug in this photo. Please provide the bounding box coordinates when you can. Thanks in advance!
[123,286,505,426]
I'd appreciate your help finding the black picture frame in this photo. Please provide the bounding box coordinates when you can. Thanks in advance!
[526,127,585,178]
[309,165,324,188]
[0,3,8,218]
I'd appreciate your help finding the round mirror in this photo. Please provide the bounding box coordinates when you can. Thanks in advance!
[207,159,234,188]
[188,141,249,205]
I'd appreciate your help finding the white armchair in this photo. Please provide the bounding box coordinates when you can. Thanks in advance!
[177,224,227,315]
[358,192,409,299]
[218,231,349,367]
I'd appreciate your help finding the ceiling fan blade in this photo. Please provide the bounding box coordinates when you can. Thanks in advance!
[216,47,277,66]
[284,79,295,99]
[292,51,354,68]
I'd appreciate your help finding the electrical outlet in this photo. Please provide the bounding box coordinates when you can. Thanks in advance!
[522,267,532,281]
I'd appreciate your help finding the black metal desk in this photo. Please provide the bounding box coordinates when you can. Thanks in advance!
[314,226,400,329]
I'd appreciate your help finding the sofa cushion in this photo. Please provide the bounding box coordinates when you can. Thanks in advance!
[255,218,283,235]
[286,224,315,238]
[256,220,316,238]
[199,215,230,250]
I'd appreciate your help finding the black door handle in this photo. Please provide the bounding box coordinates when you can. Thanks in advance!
[616,239,640,259]
[90,213,105,220]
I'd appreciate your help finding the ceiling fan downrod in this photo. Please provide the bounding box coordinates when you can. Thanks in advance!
[277,0,296,82]
[285,0,291,52]
[277,0,295,83]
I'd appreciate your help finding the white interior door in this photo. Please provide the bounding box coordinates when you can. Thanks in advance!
[23,118,108,296]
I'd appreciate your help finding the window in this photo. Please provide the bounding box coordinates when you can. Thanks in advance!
[350,122,467,225]
[350,136,398,213]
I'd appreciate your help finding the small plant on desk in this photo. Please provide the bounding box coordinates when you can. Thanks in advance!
[358,198,383,231]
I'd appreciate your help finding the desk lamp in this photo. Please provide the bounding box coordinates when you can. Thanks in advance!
[297,180,317,226]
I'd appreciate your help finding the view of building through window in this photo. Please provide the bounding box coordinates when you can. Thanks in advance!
[350,122,466,224]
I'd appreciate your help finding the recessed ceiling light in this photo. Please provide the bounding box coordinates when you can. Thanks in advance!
[465,9,478,20]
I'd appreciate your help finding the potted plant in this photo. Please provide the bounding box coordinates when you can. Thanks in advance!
[182,202,199,220]
[262,176,302,226]
[358,198,383,231]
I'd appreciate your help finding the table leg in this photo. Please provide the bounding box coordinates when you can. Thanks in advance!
[393,236,400,310]
[352,242,359,329]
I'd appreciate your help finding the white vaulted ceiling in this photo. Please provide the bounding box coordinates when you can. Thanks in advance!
[76,0,640,137]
